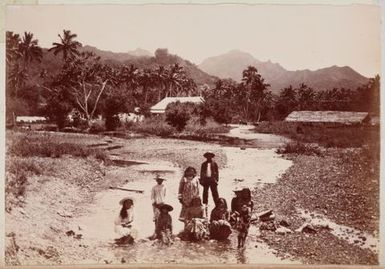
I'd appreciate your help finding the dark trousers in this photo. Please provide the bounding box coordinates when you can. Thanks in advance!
[202,182,219,205]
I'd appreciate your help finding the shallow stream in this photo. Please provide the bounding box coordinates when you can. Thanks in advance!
[72,125,297,264]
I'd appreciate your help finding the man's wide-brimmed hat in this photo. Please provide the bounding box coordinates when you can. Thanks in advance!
[119,197,135,205]
[157,203,173,212]
[203,151,215,158]
[154,175,166,181]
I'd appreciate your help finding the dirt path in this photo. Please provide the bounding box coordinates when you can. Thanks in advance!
[67,126,298,264]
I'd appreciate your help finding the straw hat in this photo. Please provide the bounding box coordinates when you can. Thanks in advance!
[233,186,249,193]
[119,197,135,205]
[154,175,167,181]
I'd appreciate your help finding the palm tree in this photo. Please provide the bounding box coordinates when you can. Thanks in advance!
[154,65,167,101]
[138,68,156,104]
[6,31,21,65]
[119,64,139,89]
[165,63,185,97]
[276,85,297,117]
[242,66,260,86]
[241,66,270,121]
[18,32,43,67]
[213,79,224,98]
[8,63,28,97]
[49,30,82,61]
[181,78,197,96]
[297,84,315,110]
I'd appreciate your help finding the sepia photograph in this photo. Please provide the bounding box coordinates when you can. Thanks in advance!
[3,2,381,266]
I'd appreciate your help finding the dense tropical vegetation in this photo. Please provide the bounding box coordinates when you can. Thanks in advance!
[6,30,380,133]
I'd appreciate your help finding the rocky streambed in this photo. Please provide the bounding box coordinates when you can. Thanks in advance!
[5,126,379,265]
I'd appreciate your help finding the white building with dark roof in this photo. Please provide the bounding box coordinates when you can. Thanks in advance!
[150,96,204,114]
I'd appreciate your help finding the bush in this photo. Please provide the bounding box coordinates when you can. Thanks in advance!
[165,101,194,131]
[7,158,43,176]
[204,100,232,124]
[6,172,28,198]
[276,142,322,156]
[184,117,230,135]
[8,134,107,161]
[130,116,175,136]
[89,119,106,133]
[5,157,46,205]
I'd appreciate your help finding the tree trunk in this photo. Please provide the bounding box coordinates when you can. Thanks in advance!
[144,86,148,104]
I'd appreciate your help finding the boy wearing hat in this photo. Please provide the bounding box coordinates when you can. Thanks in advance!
[150,176,167,240]
[151,175,167,222]
[155,204,173,245]
[200,151,219,208]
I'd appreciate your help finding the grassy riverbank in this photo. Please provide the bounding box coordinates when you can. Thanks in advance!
[5,126,379,265]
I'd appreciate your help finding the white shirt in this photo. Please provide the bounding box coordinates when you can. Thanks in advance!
[207,162,212,177]
[151,184,166,204]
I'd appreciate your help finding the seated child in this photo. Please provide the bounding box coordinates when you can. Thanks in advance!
[209,198,232,240]
[114,197,138,245]
[183,197,208,241]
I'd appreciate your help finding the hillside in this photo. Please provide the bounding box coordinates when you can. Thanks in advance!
[81,46,218,87]
[21,45,217,90]
[199,50,369,93]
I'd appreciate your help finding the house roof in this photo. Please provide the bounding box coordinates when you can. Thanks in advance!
[285,111,369,124]
[16,116,47,123]
[150,96,204,113]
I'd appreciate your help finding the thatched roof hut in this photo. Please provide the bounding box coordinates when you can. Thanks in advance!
[285,111,370,125]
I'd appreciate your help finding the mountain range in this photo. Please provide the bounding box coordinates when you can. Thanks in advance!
[31,46,369,95]
[199,50,369,93]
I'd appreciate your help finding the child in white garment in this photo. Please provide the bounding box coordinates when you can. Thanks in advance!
[150,175,167,239]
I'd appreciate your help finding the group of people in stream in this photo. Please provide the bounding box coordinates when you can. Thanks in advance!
[114,151,255,248]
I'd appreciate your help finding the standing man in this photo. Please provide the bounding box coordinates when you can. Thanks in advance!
[200,151,219,211]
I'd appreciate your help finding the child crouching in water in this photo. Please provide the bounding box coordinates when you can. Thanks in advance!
[155,203,173,246]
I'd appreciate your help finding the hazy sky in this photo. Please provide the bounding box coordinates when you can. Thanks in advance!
[6,4,381,77]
